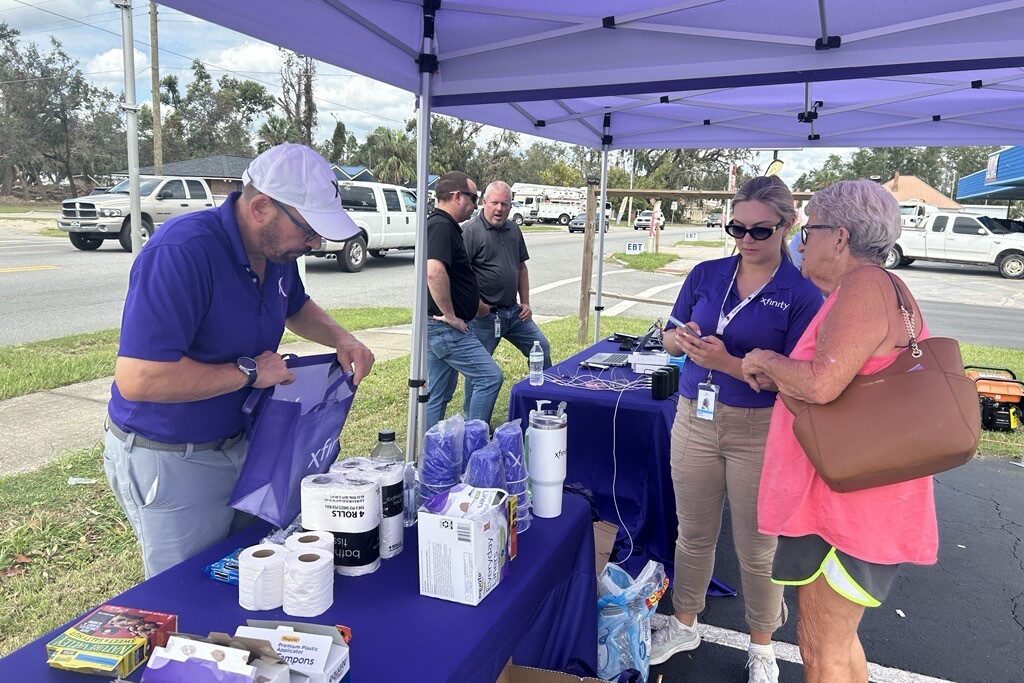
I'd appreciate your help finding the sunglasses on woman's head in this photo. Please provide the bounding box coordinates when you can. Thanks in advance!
[724,219,784,241]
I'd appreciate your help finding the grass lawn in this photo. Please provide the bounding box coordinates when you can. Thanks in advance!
[0,202,61,214]
[674,239,726,248]
[36,227,65,238]
[610,251,679,272]
[520,225,563,233]
[0,307,412,402]
[961,343,1024,459]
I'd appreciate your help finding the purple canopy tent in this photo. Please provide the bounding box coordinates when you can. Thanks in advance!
[119,0,1024,461]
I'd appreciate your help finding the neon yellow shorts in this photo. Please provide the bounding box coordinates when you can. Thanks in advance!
[771,534,899,608]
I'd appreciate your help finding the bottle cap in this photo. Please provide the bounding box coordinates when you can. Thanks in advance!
[378,430,396,443]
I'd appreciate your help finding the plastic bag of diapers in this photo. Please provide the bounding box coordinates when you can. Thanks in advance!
[596,560,669,682]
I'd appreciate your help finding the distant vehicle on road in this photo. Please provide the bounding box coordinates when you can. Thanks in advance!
[508,200,533,227]
[885,211,1024,279]
[568,212,609,234]
[706,212,723,227]
[511,183,585,226]
[307,181,419,273]
[634,209,665,230]
[58,176,221,252]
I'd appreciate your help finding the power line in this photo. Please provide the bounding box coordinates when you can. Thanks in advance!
[10,0,408,126]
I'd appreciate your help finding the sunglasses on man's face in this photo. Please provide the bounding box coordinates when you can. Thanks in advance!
[457,190,479,202]
[270,197,320,242]
[724,219,784,241]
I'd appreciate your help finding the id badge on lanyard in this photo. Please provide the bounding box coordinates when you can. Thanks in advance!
[696,378,718,421]
[494,313,502,338]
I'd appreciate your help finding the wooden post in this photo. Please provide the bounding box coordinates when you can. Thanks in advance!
[149,2,162,174]
[653,199,662,254]
[577,183,597,344]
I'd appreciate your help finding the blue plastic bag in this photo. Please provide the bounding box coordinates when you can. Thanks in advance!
[597,561,669,682]
[229,354,356,528]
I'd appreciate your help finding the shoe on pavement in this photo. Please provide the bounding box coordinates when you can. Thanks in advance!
[746,648,780,683]
[649,615,701,665]
[650,613,673,632]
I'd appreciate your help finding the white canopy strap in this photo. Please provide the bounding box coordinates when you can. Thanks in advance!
[406,0,440,466]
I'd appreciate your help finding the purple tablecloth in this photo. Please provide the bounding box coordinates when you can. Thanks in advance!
[0,493,596,683]
[511,339,680,579]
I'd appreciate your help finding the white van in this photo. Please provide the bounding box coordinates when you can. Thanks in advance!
[310,181,419,272]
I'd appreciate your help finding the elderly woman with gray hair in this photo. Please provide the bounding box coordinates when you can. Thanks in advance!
[741,179,938,683]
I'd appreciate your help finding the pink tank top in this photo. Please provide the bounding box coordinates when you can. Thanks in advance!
[757,290,938,565]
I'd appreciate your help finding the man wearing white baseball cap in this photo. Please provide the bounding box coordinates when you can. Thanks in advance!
[105,142,375,577]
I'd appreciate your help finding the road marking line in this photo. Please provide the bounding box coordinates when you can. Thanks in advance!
[699,624,955,683]
[0,265,57,274]
[604,280,681,316]
[531,270,629,295]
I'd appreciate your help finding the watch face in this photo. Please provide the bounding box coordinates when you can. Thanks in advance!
[238,357,257,373]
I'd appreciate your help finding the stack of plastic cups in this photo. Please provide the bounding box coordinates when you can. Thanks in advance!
[495,419,532,532]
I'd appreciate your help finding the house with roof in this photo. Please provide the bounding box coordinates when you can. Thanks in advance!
[883,174,961,211]
[332,165,375,182]
[115,155,252,196]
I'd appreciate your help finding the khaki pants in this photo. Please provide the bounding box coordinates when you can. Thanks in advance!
[670,397,784,633]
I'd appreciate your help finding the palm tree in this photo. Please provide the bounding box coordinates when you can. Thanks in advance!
[256,115,296,153]
[370,128,416,185]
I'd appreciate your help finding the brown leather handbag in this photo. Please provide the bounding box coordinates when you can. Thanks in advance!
[779,270,980,493]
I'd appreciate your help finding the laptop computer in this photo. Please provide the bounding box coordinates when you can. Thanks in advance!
[580,351,630,369]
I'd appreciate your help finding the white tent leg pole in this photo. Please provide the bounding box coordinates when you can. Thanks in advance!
[593,145,610,344]
[116,0,143,256]
[406,6,436,469]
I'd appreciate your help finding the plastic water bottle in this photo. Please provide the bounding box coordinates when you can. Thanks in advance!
[370,430,403,463]
[529,341,544,386]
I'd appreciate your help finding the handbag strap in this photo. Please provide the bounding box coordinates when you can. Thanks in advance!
[879,268,923,359]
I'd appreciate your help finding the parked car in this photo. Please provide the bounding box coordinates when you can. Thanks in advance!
[706,212,723,227]
[633,210,665,230]
[308,181,419,272]
[568,212,609,234]
[884,211,1024,279]
[88,186,112,196]
[58,176,221,252]
[508,200,534,227]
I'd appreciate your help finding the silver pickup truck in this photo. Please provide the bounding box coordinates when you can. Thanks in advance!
[58,176,221,252]
[885,212,1024,279]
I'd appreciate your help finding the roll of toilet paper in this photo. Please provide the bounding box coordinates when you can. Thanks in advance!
[282,548,334,618]
[373,461,405,559]
[329,457,373,474]
[301,472,383,576]
[238,543,287,611]
[285,530,334,554]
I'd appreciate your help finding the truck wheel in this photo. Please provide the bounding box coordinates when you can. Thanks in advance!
[558,214,570,225]
[999,253,1024,279]
[118,218,153,252]
[513,214,524,226]
[882,246,902,270]
[900,257,916,267]
[369,249,387,259]
[337,236,367,273]
[69,233,102,251]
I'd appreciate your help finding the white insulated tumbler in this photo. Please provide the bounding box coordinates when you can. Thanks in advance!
[527,400,567,518]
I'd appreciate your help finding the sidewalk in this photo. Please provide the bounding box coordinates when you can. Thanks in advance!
[0,325,414,478]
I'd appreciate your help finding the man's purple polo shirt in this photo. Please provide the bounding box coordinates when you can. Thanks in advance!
[108,192,309,443]
[667,255,823,409]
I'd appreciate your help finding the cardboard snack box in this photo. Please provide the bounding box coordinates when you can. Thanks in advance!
[46,604,178,677]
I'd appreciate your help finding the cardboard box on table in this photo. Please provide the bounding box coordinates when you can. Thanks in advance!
[141,632,290,683]
[497,664,603,683]
[238,621,351,683]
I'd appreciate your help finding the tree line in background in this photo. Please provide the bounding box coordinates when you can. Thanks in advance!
[0,21,1008,207]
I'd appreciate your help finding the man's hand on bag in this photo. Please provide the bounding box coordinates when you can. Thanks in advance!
[433,312,468,333]
[253,351,294,388]
[336,335,375,385]
[518,303,533,321]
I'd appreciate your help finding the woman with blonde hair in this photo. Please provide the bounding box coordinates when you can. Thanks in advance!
[654,176,823,682]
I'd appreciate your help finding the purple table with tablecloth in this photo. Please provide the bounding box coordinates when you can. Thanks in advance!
[510,339,734,598]
[0,493,596,682]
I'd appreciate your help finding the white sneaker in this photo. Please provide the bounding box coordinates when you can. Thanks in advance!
[746,649,780,683]
[649,616,701,665]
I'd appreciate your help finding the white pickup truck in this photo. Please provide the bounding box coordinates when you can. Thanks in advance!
[309,181,419,272]
[58,176,221,252]
[885,212,1024,279]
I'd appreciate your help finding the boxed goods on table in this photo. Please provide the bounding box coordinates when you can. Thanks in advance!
[238,621,351,683]
[45,604,177,677]
[142,633,290,683]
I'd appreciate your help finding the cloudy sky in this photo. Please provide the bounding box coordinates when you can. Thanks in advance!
[1,0,848,185]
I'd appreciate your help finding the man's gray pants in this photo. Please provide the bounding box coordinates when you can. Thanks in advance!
[103,428,254,578]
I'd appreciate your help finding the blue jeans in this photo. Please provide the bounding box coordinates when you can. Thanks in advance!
[103,428,254,577]
[425,319,504,429]
[465,305,552,414]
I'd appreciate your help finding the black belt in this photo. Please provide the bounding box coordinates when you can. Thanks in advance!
[105,417,243,453]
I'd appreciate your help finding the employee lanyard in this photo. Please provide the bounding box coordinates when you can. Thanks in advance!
[716,259,780,336]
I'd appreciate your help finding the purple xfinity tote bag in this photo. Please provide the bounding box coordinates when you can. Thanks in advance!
[230,353,357,527]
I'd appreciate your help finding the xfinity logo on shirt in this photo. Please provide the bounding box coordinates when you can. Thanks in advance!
[278,277,287,298]
[761,297,790,311]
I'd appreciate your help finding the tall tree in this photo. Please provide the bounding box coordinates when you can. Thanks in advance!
[279,51,317,146]
[257,115,297,153]
[362,127,415,184]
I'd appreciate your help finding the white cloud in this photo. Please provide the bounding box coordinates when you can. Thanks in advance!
[85,47,149,90]
[208,40,284,76]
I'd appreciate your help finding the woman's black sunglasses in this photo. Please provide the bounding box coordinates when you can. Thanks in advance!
[724,219,784,241]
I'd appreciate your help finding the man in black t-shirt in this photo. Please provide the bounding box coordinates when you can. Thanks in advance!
[424,171,504,428]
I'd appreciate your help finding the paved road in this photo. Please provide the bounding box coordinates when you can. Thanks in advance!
[1,224,1023,348]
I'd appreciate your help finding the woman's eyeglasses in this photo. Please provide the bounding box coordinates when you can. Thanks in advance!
[800,224,839,244]
[724,219,784,241]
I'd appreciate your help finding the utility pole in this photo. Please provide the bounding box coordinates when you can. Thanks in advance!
[149,1,162,174]
[627,149,636,225]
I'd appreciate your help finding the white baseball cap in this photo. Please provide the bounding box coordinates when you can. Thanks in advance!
[241,143,360,241]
